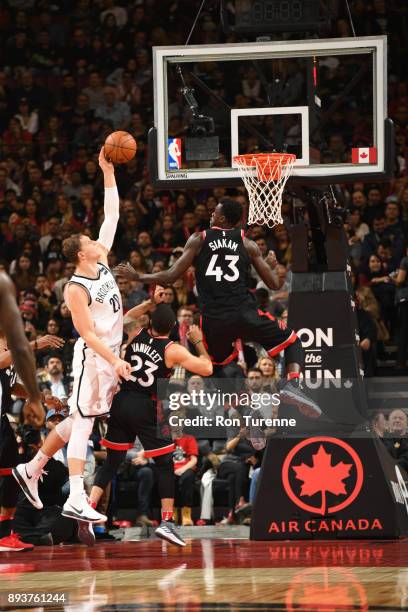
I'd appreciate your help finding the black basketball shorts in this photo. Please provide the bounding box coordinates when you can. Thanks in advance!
[0,414,20,507]
[101,390,175,458]
[200,307,297,365]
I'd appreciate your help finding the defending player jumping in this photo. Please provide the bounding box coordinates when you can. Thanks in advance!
[115,198,321,418]
[77,287,212,547]
[13,147,131,524]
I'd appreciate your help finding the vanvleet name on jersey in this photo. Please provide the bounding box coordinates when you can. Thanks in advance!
[130,342,163,364]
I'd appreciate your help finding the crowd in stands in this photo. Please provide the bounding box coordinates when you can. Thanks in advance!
[1,0,408,537]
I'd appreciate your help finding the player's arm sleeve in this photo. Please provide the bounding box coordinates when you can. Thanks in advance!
[139,233,201,285]
[165,343,213,377]
[246,239,279,290]
[98,186,120,252]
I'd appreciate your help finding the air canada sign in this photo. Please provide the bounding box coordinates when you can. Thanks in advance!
[268,437,384,536]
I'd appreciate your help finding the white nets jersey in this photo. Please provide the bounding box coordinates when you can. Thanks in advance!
[65,261,123,418]
[66,261,123,349]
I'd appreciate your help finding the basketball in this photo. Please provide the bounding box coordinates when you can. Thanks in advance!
[104,131,137,164]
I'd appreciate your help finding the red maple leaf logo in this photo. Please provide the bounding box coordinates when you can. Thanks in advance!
[292,445,352,515]
[360,152,368,159]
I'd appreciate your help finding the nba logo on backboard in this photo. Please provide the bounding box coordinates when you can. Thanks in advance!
[168,138,182,170]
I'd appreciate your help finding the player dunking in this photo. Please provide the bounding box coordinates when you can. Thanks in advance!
[13,148,131,523]
[116,198,320,418]
[77,287,213,547]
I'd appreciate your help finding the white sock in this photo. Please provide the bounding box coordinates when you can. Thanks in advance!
[26,450,50,476]
[69,475,84,499]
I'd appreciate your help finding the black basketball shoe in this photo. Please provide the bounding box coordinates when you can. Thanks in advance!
[278,378,322,419]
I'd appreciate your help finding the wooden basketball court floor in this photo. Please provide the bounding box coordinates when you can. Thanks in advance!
[1,538,408,611]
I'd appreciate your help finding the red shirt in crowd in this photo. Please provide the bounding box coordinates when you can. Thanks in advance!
[172,435,198,471]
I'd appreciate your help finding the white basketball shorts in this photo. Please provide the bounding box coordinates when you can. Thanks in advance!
[68,339,120,418]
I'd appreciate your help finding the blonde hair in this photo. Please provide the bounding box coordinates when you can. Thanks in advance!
[256,356,279,380]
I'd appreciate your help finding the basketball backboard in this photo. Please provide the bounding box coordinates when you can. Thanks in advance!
[149,36,393,189]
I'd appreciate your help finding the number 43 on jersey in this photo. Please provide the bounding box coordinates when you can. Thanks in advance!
[205,254,239,282]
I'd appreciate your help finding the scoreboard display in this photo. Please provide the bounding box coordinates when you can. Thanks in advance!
[234,0,321,33]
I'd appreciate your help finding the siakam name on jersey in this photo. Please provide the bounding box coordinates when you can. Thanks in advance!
[208,239,239,252]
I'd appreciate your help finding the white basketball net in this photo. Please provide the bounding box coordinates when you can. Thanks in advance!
[233,153,296,228]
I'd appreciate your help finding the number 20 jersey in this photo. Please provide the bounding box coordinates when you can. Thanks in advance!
[66,262,123,349]
[195,227,253,315]
[121,328,173,397]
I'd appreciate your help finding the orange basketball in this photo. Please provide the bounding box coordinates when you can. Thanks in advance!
[104,131,137,164]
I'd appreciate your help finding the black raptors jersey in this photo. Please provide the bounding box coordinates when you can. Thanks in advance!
[121,328,173,397]
[195,227,253,315]
[0,365,16,416]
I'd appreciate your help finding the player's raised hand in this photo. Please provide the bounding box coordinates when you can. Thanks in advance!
[36,335,65,350]
[152,285,165,304]
[113,262,139,281]
[266,250,277,269]
[23,399,45,428]
[187,324,203,345]
[113,357,132,381]
[98,145,114,174]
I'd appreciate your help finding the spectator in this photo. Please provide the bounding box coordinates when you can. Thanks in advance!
[12,424,75,546]
[382,409,408,473]
[217,414,253,525]
[38,356,69,400]
[371,411,388,437]
[95,86,131,131]
[171,425,198,526]
[256,356,279,393]
[81,71,106,111]
[356,294,378,376]
[395,247,408,370]
[122,440,155,528]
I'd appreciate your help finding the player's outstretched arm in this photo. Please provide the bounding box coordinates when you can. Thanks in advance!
[66,283,131,381]
[165,325,213,377]
[97,146,120,263]
[123,286,165,336]
[0,273,43,422]
[115,233,202,286]
[0,334,65,370]
[245,238,279,290]
[125,286,165,322]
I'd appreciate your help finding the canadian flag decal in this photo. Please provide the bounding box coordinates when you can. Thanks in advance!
[351,147,377,164]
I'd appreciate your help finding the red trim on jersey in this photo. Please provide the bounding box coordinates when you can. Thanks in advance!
[212,348,239,366]
[210,226,234,230]
[0,468,12,476]
[199,315,209,351]
[101,439,134,451]
[201,230,206,240]
[144,443,175,458]
[258,308,276,321]
[267,331,298,357]
[241,229,245,240]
